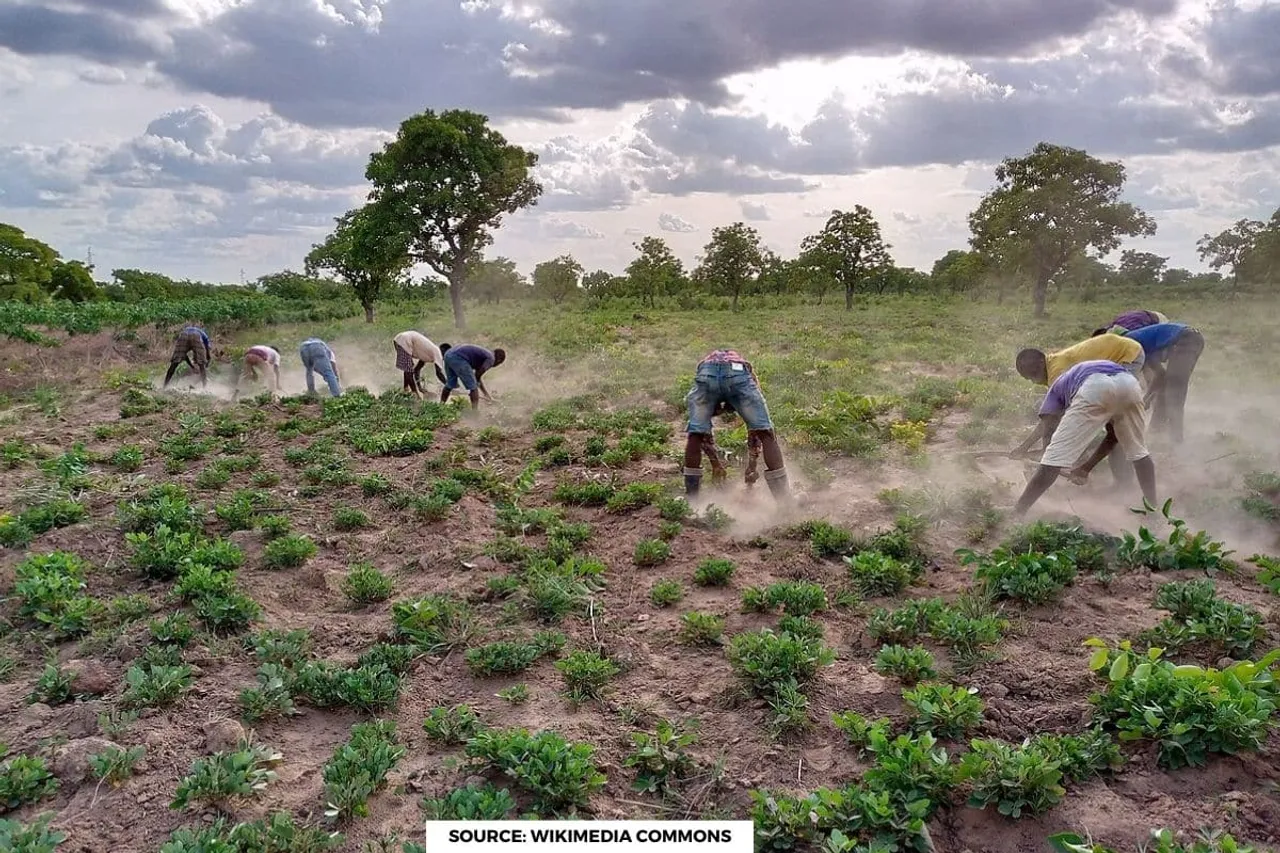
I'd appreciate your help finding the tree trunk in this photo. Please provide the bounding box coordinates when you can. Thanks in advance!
[1033,274,1049,318]
[448,268,468,330]
[363,303,375,323]
[732,290,739,312]
[844,282,854,310]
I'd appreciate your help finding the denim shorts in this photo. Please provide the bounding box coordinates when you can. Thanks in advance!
[444,350,478,391]
[686,362,773,434]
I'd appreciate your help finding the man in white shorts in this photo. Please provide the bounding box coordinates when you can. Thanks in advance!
[1012,359,1157,516]
[392,330,446,399]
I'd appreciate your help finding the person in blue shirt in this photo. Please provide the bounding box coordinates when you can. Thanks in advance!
[1122,322,1204,443]
[163,323,211,388]
[438,343,506,410]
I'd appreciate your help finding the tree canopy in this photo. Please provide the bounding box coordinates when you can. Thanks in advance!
[799,207,892,310]
[306,203,412,322]
[695,222,765,311]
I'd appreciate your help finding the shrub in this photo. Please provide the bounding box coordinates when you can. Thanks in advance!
[680,612,725,646]
[322,721,406,821]
[693,558,735,587]
[650,580,683,607]
[341,563,394,605]
[903,683,984,739]
[263,534,317,569]
[873,645,937,685]
[555,650,620,704]
[423,705,483,745]
[633,539,671,567]
[464,728,606,815]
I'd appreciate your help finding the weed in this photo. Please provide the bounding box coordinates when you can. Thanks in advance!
[1118,499,1235,574]
[0,754,58,812]
[680,612,725,646]
[693,558,735,587]
[625,719,696,795]
[263,534,318,570]
[27,664,76,706]
[323,720,407,821]
[421,783,518,820]
[742,581,828,616]
[465,728,606,815]
[903,683,985,739]
[498,684,530,704]
[465,633,565,676]
[650,579,684,607]
[634,538,671,567]
[121,662,194,709]
[391,595,474,653]
[874,646,938,685]
[89,745,145,786]
[171,740,282,811]
[845,550,920,598]
[556,650,620,705]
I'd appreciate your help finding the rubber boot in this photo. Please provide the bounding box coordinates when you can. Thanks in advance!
[684,468,702,497]
[764,467,790,501]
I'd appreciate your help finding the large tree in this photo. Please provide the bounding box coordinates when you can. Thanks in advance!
[625,237,685,307]
[695,222,764,311]
[49,260,103,302]
[969,142,1155,317]
[109,268,175,301]
[306,203,411,322]
[532,255,584,304]
[466,255,525,304]
[581,269,621,302]
[799,207,892,310]
[930,249,988,294]
[365,110,542,330]
[0,223,58,301]
[1197,216,1277,291]
[1117,249,1167,287]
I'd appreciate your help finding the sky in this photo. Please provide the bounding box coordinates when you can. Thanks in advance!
[1,0,1278,284]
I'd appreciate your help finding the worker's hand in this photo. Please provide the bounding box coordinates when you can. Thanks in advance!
[1064,468,1089,486]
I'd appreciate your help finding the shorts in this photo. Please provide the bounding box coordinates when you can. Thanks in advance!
[686,361,773,435]
[443,350,478,392]
[1042,373,1149,468]
[394,342,415,373]
[171,330,208,367]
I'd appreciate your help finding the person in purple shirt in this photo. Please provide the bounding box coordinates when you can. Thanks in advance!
[1122,322,1204,443]
[438,343,506,410]
[1013,360,1157,516]
[1091,309,1167,336]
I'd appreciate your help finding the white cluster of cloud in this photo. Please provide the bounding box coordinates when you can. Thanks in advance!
[0,0,1276,280]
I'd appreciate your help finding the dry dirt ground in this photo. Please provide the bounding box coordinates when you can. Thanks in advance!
[1,333,1279,853]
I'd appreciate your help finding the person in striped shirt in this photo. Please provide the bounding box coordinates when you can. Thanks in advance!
[233,344,281,396]
[683,349,789,501]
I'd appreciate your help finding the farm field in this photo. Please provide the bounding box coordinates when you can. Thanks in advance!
[3,293,1280,853]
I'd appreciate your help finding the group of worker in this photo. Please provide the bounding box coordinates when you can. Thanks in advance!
[162,325,505,410]
[162,308,1202,516]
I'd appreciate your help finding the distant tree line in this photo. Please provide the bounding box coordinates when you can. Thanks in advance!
[5,112,1280,324]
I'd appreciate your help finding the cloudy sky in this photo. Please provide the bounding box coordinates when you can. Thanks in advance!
[1,0,1277,284]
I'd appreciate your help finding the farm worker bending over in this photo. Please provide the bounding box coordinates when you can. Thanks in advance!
[300,338,342,397]
[1012,360,1157,517]
[439,344,505,410]
[1092,309,1168,337]
[393,330,446,399]
[683,349,789,501]
[234,345,281,395]
[163,323,212,389]
[1120,323,1204,444]
[1010,333,1145,456]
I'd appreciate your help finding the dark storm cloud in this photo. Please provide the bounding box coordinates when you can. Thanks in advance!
[1200,1,1280,97]
[1,0,1180,128]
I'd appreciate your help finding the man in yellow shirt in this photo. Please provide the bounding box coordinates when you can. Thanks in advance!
[1010,333,1146,462]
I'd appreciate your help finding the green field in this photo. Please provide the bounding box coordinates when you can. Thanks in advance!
[2,292,1280,853]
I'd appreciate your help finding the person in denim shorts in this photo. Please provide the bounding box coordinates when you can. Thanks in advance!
[439,343,506,410]
[683,349,789,501]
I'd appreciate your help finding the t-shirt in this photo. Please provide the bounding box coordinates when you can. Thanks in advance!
[1108,310,1163,332]
[302,338,336,363]
[247,345,280,366]
[183,326,211,350]
[448,344,495,372]
[1044,334,1142,385]
[394,331,443,365]
[1122,323,1188,361]
[701,349,747,365]
[1039,360,1130,415]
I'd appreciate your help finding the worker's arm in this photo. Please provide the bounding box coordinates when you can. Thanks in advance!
[272,364,281,392]
[1039,413,1064,450]
[1011,420,1044,456]
[476,374,494,402]
[331,359,341,383]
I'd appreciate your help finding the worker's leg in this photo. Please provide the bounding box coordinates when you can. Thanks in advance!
[1162,329,1203,444]
[301,349,318,395]
[683,371,718,497]
[318,357,341,397]
[1108,377,1157,505]
[728,371,788,500]
[1015,379,1110,514]
[163,337,190,387]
